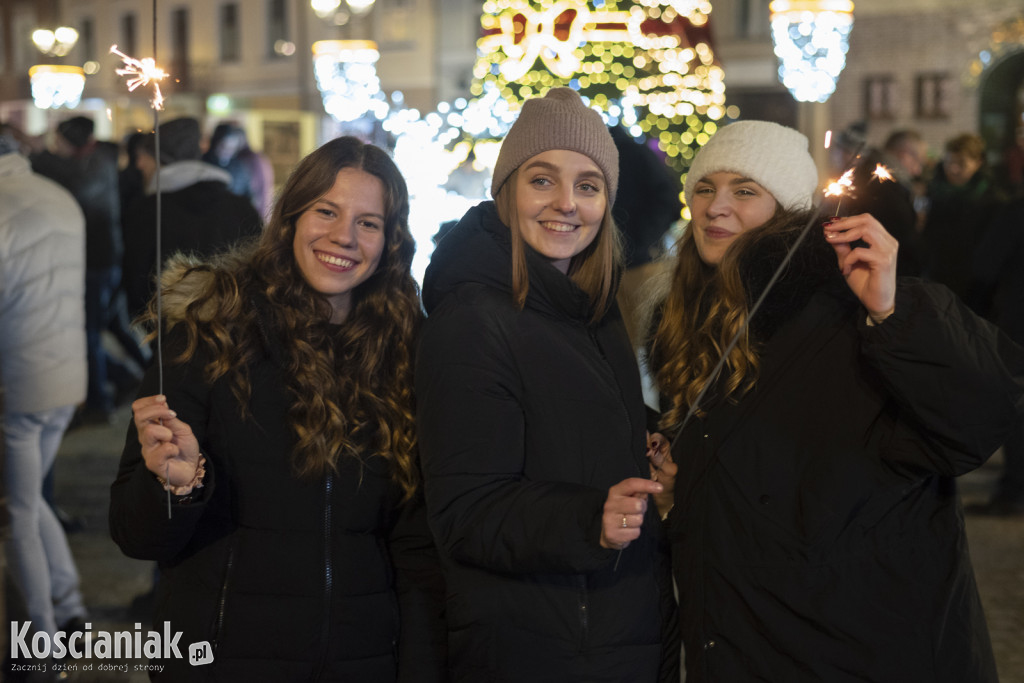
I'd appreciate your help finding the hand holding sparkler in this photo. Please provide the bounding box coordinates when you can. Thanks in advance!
[646,432,676,520]
[601,478,662,558]
[824,213,898,322]
[132,395,205,502]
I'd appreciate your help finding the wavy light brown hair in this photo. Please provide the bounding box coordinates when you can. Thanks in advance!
[154,136,422,498]
[494,167,621,323]
[648,205,811,430]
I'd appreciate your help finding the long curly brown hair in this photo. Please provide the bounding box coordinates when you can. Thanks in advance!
[153,137,422,498]
[648,205,812,430]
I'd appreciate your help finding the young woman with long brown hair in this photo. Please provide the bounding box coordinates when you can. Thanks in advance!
[647,120,1024,683]
[110,136,443,682]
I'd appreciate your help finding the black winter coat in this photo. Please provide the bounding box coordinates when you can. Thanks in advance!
[922,167,1006,304]
[110,276,444,682]
[416,202,678,683]
[665,231,1024,682]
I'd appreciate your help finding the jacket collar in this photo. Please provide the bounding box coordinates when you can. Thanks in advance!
[736,217,848,343]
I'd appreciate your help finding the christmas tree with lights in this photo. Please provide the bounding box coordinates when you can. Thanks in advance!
[472,0,727,174]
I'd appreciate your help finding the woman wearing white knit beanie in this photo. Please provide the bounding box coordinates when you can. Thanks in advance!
[416,87,680,681]
[646,120,1022,682]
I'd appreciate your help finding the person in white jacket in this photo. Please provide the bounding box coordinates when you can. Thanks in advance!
[0,126,89,649]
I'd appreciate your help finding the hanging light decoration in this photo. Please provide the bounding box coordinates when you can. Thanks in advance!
[31,26,79,57]
[312,40,389,122]
[769,0,854,103]
[28,64,86,109]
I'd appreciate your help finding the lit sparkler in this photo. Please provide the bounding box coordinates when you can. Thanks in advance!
[110,45,168,109]
[111,38,173,516]
[824,168,855,198]
[872,163,894,182]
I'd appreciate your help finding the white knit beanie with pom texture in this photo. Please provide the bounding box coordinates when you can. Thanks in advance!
[684,121,819,211]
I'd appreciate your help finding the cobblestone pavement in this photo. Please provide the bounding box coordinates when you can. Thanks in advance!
[25,407,1024,682]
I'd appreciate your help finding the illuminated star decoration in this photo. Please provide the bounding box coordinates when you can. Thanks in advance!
[110,45,168,110]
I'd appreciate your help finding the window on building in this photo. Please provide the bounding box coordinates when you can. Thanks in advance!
[864,75,896,121]
[79,17,95,63]
[121,13,137,57]
[736,0,771,39]
[172,8,191,87]
[916,72,951,120]
[267,0,290,59]
[220,3,241,62]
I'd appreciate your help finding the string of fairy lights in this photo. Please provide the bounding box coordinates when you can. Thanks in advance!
[472,0,728,172]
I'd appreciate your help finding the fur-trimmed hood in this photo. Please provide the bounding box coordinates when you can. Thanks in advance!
[156,253,222,330]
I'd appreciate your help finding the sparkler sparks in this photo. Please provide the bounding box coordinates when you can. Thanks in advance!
[824,168,855,198]
[872,163,894,182]
[110,45,168,109]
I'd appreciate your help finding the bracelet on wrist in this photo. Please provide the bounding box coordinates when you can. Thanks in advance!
[156,456,206,496]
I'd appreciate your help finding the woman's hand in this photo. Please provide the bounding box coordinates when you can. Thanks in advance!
[599,477,663,550]
[824,213,898,322]
[647,432,676,519]
[132,395,201,487]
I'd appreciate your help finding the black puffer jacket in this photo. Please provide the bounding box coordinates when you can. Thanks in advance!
[416,202,678,683]
[110,265,444,682]
[664,227,1024,682]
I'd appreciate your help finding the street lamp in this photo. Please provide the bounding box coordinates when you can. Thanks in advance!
[769,0,854,103]
[31,26,79,57]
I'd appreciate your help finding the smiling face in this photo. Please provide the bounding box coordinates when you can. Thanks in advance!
[514,149,607,274]
[292,167,387,323]
[689,171,778,266]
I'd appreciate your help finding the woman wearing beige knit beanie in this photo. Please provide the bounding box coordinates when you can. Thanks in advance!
[415,87,680,682]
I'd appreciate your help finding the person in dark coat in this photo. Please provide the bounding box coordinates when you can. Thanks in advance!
[110,137,445,682]
[609,125,682,346]
[646,120,1024,682]
[121,117,262,320]
[416,88,679,683]
[921,132,1007,305]
[965,196,1024,516]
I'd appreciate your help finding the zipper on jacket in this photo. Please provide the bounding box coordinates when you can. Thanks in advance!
[576,575,590,653]
[211,538,238,656]
[586,327,643,477]
[312,471,334,681]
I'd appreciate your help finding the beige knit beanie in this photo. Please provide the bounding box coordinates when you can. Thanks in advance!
[491,87,619,203]
[684,120,819,211]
